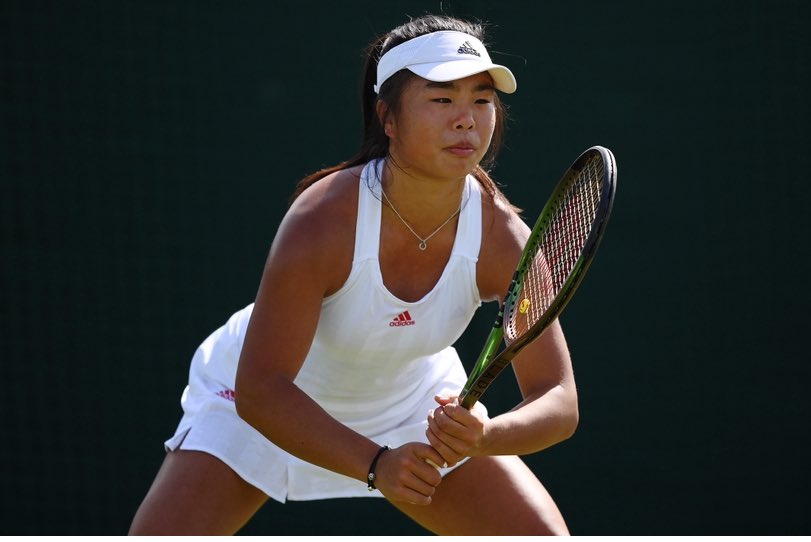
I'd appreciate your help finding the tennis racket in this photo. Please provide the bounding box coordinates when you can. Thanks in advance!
[459,145,617,409]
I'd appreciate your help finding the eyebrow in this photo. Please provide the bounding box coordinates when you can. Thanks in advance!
[424,80,497,92]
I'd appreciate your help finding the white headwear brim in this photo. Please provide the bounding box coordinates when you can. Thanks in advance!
[374,30,517,94]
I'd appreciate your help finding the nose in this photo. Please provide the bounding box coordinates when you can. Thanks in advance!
[454,106,475,130]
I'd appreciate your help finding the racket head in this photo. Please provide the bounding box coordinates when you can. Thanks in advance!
[503,145,616,347]
[459,146,616,408]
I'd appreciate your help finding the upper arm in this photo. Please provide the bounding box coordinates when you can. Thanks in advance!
[236,174,355,389]
[477,198,530,303]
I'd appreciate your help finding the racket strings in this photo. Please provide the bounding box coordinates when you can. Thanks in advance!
[505,156,605,341]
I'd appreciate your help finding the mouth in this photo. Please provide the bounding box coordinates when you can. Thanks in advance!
[445,142,477,156]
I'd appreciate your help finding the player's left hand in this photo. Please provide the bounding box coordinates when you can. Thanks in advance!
[425,394,489,467]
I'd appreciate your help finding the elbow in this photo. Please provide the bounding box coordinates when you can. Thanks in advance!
[555,389,580,443]
[234,385,269,433]
[233,386,252,424]
[560,401,579,441]
[234,390,250,422]
[234,371,292,432]
[234,373,262,427]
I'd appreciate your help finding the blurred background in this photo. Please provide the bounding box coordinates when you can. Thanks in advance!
[2,0,809,535]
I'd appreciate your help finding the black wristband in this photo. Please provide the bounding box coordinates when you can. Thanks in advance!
[366,445,390,491]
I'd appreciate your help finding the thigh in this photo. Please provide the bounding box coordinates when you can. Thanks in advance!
[392,455,569,535]
[129,449,269,535]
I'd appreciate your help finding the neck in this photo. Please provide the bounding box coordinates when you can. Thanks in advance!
[380,157,467,218]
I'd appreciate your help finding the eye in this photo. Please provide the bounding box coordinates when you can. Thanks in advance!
[475,98,492,105]
[432,97,452,104]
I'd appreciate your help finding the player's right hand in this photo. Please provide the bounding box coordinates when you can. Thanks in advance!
[374,442,444,505]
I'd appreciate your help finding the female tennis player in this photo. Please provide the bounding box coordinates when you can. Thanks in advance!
[129,13,578,535]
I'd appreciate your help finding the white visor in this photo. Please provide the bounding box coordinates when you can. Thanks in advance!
[374,30,517,94]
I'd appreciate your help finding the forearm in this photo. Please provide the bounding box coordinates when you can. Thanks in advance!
[476,383,579,457]
[235,375,378,483]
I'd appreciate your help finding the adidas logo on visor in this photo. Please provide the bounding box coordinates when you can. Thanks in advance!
[457,41,481,57]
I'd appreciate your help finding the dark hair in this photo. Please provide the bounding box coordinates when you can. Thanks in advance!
[290,14,510,204]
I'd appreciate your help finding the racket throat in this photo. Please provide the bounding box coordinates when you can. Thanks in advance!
[460,325,504,408]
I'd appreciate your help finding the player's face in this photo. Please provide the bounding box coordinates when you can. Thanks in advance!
[385,72,497,182]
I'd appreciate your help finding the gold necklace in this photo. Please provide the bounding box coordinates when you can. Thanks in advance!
[380,186,463,251]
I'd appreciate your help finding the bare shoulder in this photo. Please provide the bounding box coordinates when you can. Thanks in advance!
[284,166,362,229]
[477,193,531,302]
[267,165,364,296]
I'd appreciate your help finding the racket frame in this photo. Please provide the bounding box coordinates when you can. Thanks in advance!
[459,146,616,409]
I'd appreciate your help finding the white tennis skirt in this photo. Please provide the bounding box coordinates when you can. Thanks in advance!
[164,306,477,503]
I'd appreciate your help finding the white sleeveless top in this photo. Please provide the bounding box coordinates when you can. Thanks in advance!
[166,159,485,502]
[294,158,483,432]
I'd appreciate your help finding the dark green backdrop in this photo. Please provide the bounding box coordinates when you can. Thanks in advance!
[2,0,809,535]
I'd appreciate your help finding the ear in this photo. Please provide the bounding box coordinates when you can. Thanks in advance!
[376,100,394,138]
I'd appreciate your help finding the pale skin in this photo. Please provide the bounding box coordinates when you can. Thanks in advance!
[129,72,578,535]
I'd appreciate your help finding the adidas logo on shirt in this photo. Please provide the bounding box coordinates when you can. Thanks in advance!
[390,310,415,327]
[457,41,481,57]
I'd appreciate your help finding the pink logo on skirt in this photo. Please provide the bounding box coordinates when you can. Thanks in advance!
[215,389,236,402]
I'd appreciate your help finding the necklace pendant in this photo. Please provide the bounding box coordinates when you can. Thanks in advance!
[418,240,427,251]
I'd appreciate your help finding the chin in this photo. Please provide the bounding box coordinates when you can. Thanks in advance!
[448,158,481,177]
